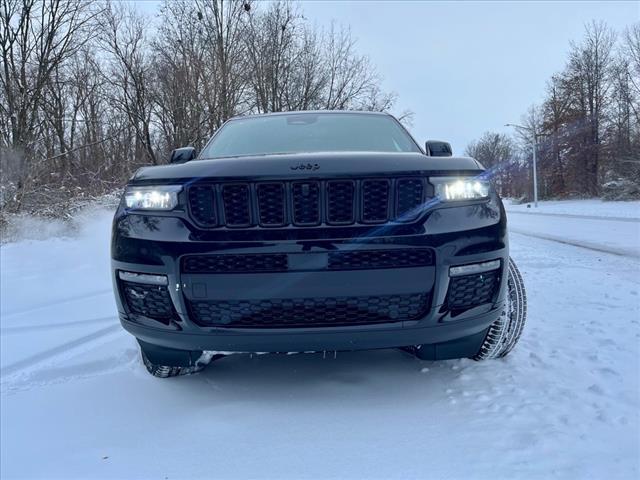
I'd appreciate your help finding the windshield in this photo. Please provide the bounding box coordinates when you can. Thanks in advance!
[199,113,421,159]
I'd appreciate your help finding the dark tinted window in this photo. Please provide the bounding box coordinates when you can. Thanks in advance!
[200,113,420,159]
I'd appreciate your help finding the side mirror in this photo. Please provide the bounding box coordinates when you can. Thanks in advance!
[425,140,452,157]
[169,146,197,164]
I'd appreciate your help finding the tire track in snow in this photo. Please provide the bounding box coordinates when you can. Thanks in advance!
[1,315,117,335]
[1,289,112,318]
[510,229,640,258]
[508,210,640,223]
[0,323,122,378]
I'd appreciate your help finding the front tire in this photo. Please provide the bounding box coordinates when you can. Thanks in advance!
[141,350,204,378]
[138,340,223,378]
[474,257,527,360]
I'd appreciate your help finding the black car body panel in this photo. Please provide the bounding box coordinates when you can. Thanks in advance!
[133,151,483,184]
[111,112,508,360]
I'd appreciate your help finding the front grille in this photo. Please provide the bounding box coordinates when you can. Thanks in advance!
[447,270,500,310]
[187,293,429,328]
[328,249,434,270]
[182,254,288,273]
[121,281,173,321]
[326,180,355,224]
[292,181,321,225]
[188,176,428,228]
[362,179,390,223]
[396,178,424,220]
[188,185,217,227]
[257,183,285,226]
[222,184,251,226]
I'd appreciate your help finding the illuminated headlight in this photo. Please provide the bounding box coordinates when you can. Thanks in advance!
[431,177,490,201]
[124,185,181,210]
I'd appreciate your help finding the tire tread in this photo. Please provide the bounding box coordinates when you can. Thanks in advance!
[474,257,527,360]
[141,350,204,378]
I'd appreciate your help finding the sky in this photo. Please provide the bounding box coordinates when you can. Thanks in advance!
[133,0,639,154]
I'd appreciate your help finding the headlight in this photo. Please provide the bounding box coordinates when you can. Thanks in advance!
[430,177,490,201]
[124,185,181,210]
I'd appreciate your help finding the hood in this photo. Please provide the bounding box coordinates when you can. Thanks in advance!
[132,151,483,184]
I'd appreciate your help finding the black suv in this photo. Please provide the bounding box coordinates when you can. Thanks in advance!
[111,111,527,377]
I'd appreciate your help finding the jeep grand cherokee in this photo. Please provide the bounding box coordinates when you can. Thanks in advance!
[111,111,527,377]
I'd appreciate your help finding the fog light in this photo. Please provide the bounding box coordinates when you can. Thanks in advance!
[449,260,501,277]
[118,271,168,285]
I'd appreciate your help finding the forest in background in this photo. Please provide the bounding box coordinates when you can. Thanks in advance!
[1,0,408,217]
[1,1,639,223]
[467,21,640,201]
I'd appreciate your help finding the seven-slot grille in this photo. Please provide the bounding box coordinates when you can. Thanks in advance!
[188,177,427,228]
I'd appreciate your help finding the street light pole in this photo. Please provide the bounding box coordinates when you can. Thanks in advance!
[505,123,539,208]
[532,135,538,208]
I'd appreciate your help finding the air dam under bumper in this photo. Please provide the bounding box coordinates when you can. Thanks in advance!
[123,311,498,360]
[111,198,508,358]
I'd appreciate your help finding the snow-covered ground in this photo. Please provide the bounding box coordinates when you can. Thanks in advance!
[505,199,640,258]
[1,200,639,479]
[505,198,640,219]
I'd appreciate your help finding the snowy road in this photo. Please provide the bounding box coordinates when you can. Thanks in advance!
[507,209,640,258]
[1,201,639,479]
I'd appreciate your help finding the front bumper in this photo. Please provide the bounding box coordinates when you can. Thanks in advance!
[111,194,508,357]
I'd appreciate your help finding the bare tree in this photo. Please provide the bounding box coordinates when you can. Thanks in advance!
[195,0,249,124]
[0,0,411,216]
[237,2,400,115]
[621,24,640,126]
[540,74,572,193]
[323,24,377,110]
[465,132,517,196]
[0,0,98,208]
[244,1,299,113]
[152,0,212,154]
[564,21,617,195]
[0,0,96,149]
[468,21,638,201]
[100,2,157,165]
[284,24,326,110]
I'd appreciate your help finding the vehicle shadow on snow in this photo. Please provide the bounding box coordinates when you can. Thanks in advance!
[161,349,494,405]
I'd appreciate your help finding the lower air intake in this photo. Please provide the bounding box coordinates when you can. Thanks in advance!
[122,281,173,322]
[182,254,288,273]
[188,293,429,328]
[447,270,500,311]
[328,248,434,270]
